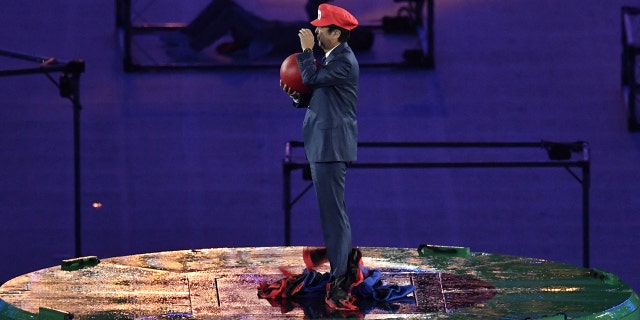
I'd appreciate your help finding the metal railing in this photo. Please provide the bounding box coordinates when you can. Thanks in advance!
[282,140,591,267]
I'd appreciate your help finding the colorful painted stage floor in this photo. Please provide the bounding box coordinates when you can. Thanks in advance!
[0,246,638,319]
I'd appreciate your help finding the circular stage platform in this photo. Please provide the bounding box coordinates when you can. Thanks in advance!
[0,246,638,319]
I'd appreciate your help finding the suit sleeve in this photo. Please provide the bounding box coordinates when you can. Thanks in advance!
[298,51,352,89]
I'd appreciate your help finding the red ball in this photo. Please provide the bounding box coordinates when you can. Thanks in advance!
[280,53,310,94]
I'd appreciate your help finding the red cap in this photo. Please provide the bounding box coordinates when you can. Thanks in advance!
[310,4,358,31]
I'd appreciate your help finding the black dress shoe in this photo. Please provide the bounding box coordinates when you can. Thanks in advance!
[325,275,358,311]
[324,248,363,311]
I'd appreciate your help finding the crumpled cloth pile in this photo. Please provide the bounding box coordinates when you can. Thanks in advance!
[257,249,416,317]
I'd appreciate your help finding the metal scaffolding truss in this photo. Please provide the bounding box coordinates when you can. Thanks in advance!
[115,0,435,72]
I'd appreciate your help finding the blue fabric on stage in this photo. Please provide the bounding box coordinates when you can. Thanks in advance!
[257,265,416,303]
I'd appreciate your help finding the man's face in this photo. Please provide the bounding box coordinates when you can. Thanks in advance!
[315,26,340,52]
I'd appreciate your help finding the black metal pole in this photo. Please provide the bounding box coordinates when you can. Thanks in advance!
[582,162,590,268]
[73,99,82,257]
[122,0,133,72]
[427,0,435,67]
[283,161,292,246]
[63,61,85,258]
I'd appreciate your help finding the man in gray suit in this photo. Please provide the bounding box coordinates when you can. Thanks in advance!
[281,3,360,312]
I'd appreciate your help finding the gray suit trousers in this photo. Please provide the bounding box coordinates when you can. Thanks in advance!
[309,161,352,278]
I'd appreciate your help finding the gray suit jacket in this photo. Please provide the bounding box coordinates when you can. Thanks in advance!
[295,42,359,162]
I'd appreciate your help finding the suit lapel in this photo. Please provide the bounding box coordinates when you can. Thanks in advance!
[324,43,348,65]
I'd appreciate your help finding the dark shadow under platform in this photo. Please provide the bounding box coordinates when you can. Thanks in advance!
[0,246,638,319]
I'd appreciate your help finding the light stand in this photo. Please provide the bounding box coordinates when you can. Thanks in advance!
[0,49,85,258]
